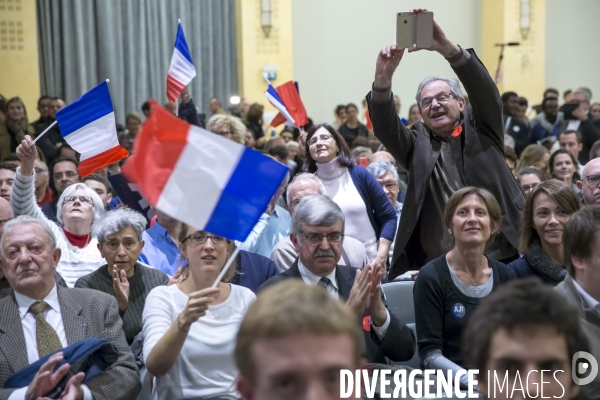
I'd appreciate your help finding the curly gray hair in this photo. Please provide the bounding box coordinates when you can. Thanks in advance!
[92,208,147,243]
[206,114,246,144]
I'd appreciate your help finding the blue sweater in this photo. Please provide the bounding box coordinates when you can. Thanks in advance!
[347,165,398,242]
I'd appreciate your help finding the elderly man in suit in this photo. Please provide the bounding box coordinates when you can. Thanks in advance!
[0,215,141,400]
[367,9,525,279]
[259,194,415,364]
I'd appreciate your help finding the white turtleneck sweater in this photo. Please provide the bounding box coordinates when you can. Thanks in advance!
[316,158,378,261]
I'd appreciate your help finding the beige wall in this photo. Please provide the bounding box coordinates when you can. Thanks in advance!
[291,0,482,124]
[545,0,600,104]
[0,0,41,120]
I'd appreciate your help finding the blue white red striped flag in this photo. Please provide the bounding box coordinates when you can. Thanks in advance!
[264,83,296,126]
[166,21,196,102]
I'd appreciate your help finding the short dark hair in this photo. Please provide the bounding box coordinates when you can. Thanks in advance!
[501,91,518,103]
[50,156,80,193]
[518,166,547,183]
[517,96,528,107]
[335,104,346,116]
[304,123,354,173]
[37,95,52,107]
[543,88,559,98]
[558,129,582,144]
[2,153,20,163]
[141,101,151,113]
[268,145,289,161]
[0,162,17,172]
[345,103,359,112]
[83,173,112,193]
[563,205,600,278]
[462,278,589,374]
[541,97,558,110]
[504,146,517,164]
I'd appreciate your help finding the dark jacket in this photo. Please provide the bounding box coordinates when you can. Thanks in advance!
[558,115,600,164]
[41,199,59,223]
[232,250,279,293]
[347,165,398,241]
[508,240,566,285]
[503,115,529,156]
[257,260,416,364]
[338,122,369,146]
[414,254,515,366]
[367,48,525,279]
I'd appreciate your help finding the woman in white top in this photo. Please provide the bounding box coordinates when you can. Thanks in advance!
[12,136,105,287]
[303,123,397,274]
[143,223,255,400]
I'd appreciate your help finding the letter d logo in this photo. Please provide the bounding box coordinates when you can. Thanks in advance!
[572,351,598,386]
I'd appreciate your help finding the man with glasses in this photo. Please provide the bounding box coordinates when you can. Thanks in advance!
[259,194,416,364]
[41,157,81,222]
[367,9,524,279]
[577,158,600,205]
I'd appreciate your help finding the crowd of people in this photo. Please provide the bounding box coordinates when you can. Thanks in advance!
[0,9,599,400]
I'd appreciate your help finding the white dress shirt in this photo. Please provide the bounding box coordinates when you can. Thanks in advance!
[572,279,600,315]
[9,285,92,400]
[297,259,390,340]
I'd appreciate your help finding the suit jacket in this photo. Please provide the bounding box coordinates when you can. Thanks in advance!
[0,286,141,400]
[367,49,525,279]
[257,261,416,364]
[558,116,600,164]
[503,115,529,156]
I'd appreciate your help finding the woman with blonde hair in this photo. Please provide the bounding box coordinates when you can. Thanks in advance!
[143,223,255,400]
[515,144,550,174]
[206,114,246,144]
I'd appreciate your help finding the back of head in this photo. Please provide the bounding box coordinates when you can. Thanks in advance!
[285,173,326,206]
[516,144,549,173]
[235,280,362,383]
[462,277,587,373]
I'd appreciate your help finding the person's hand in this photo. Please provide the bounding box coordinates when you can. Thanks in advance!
[181,86,192,104]
[178,287,220,331]
[366,267,388,327]
[346,265,373,317]
[168,266,188,286]
[407,8,457,58]
[374,45,405,89]
[371,255,387,277]
[54,372,85,400]
[112,267,130,312]
[25,353,69,400]
[15,135,38,176]
[572,105,588,121]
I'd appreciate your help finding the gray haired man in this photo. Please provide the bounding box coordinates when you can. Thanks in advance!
[259,194,415,364]
[367,9,524,279]
[270,173,369,272]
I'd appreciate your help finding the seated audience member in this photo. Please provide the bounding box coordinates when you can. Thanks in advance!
[577,158,600,205]
[549,149,580,193]
[33,159,52,205]
[509,180,580,284]
[504,146,517,176]
[517,166,546,197]
[75,209,169,344]
[557,205,600,398]
[366,161,403,265]
[590,139,600,160]
[12,136,105,287]
[502,91,529,155]
[560,88,600,165]
[41,156,82,223]
[280,130,293,143]
[268,145,289,165]
[236,280,366,400]
[271,173,369,272]
[517,96,529,124]
[244,103,265,140]
[414,187,515,385]
[140,208,181,276]
[305,124,396,274]
[259,194,415,364]
[462,279,588,400]
[531,87,558,114]
[286,140,299,160]
[125,112,142,142]
[338,103,369,145]
[0,97,36,162]
[333,104,347,128]
[58,143,78,161]
[2,153,21,167]
[209,97,226,116]
[406,103,422,127]
[0,216,141,399]
[529,97,563,143]
[515,144,550,174]
[83,173,113,211]
[243,130,256,148]
[142,223,255,399]
[351,146,373,163]
[206,114,246,144]
[236,173,291,258]
[558,130,585,175]
[0,162,15,201]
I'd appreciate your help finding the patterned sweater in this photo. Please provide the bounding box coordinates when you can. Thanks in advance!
[10,168,106,287]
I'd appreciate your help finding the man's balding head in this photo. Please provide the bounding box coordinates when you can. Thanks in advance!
[370,151,396,165]
[286,173,326,216]
[0,197,14,234]
[578,158,600,205]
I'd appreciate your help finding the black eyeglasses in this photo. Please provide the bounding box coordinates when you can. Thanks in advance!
[215,131,233,137]
[301,232,344,246]
[63,195,93,204]
[182,232,227,245]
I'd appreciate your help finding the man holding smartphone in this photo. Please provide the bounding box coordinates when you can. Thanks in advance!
[366,9,524,279]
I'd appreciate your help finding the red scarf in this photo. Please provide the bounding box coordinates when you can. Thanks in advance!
[64,230,91,249]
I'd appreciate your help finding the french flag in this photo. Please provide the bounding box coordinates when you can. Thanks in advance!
[122,100,289,241]
[265,80,308,128]
[55,80,129,177]
[265,83,295,127]
[166,21,196,103]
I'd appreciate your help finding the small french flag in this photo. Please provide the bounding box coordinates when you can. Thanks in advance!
[54,80,128,177]
[265,83,295,127]
[264,80,308,128]
[166,20,196,103]
[122,100,289,241]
